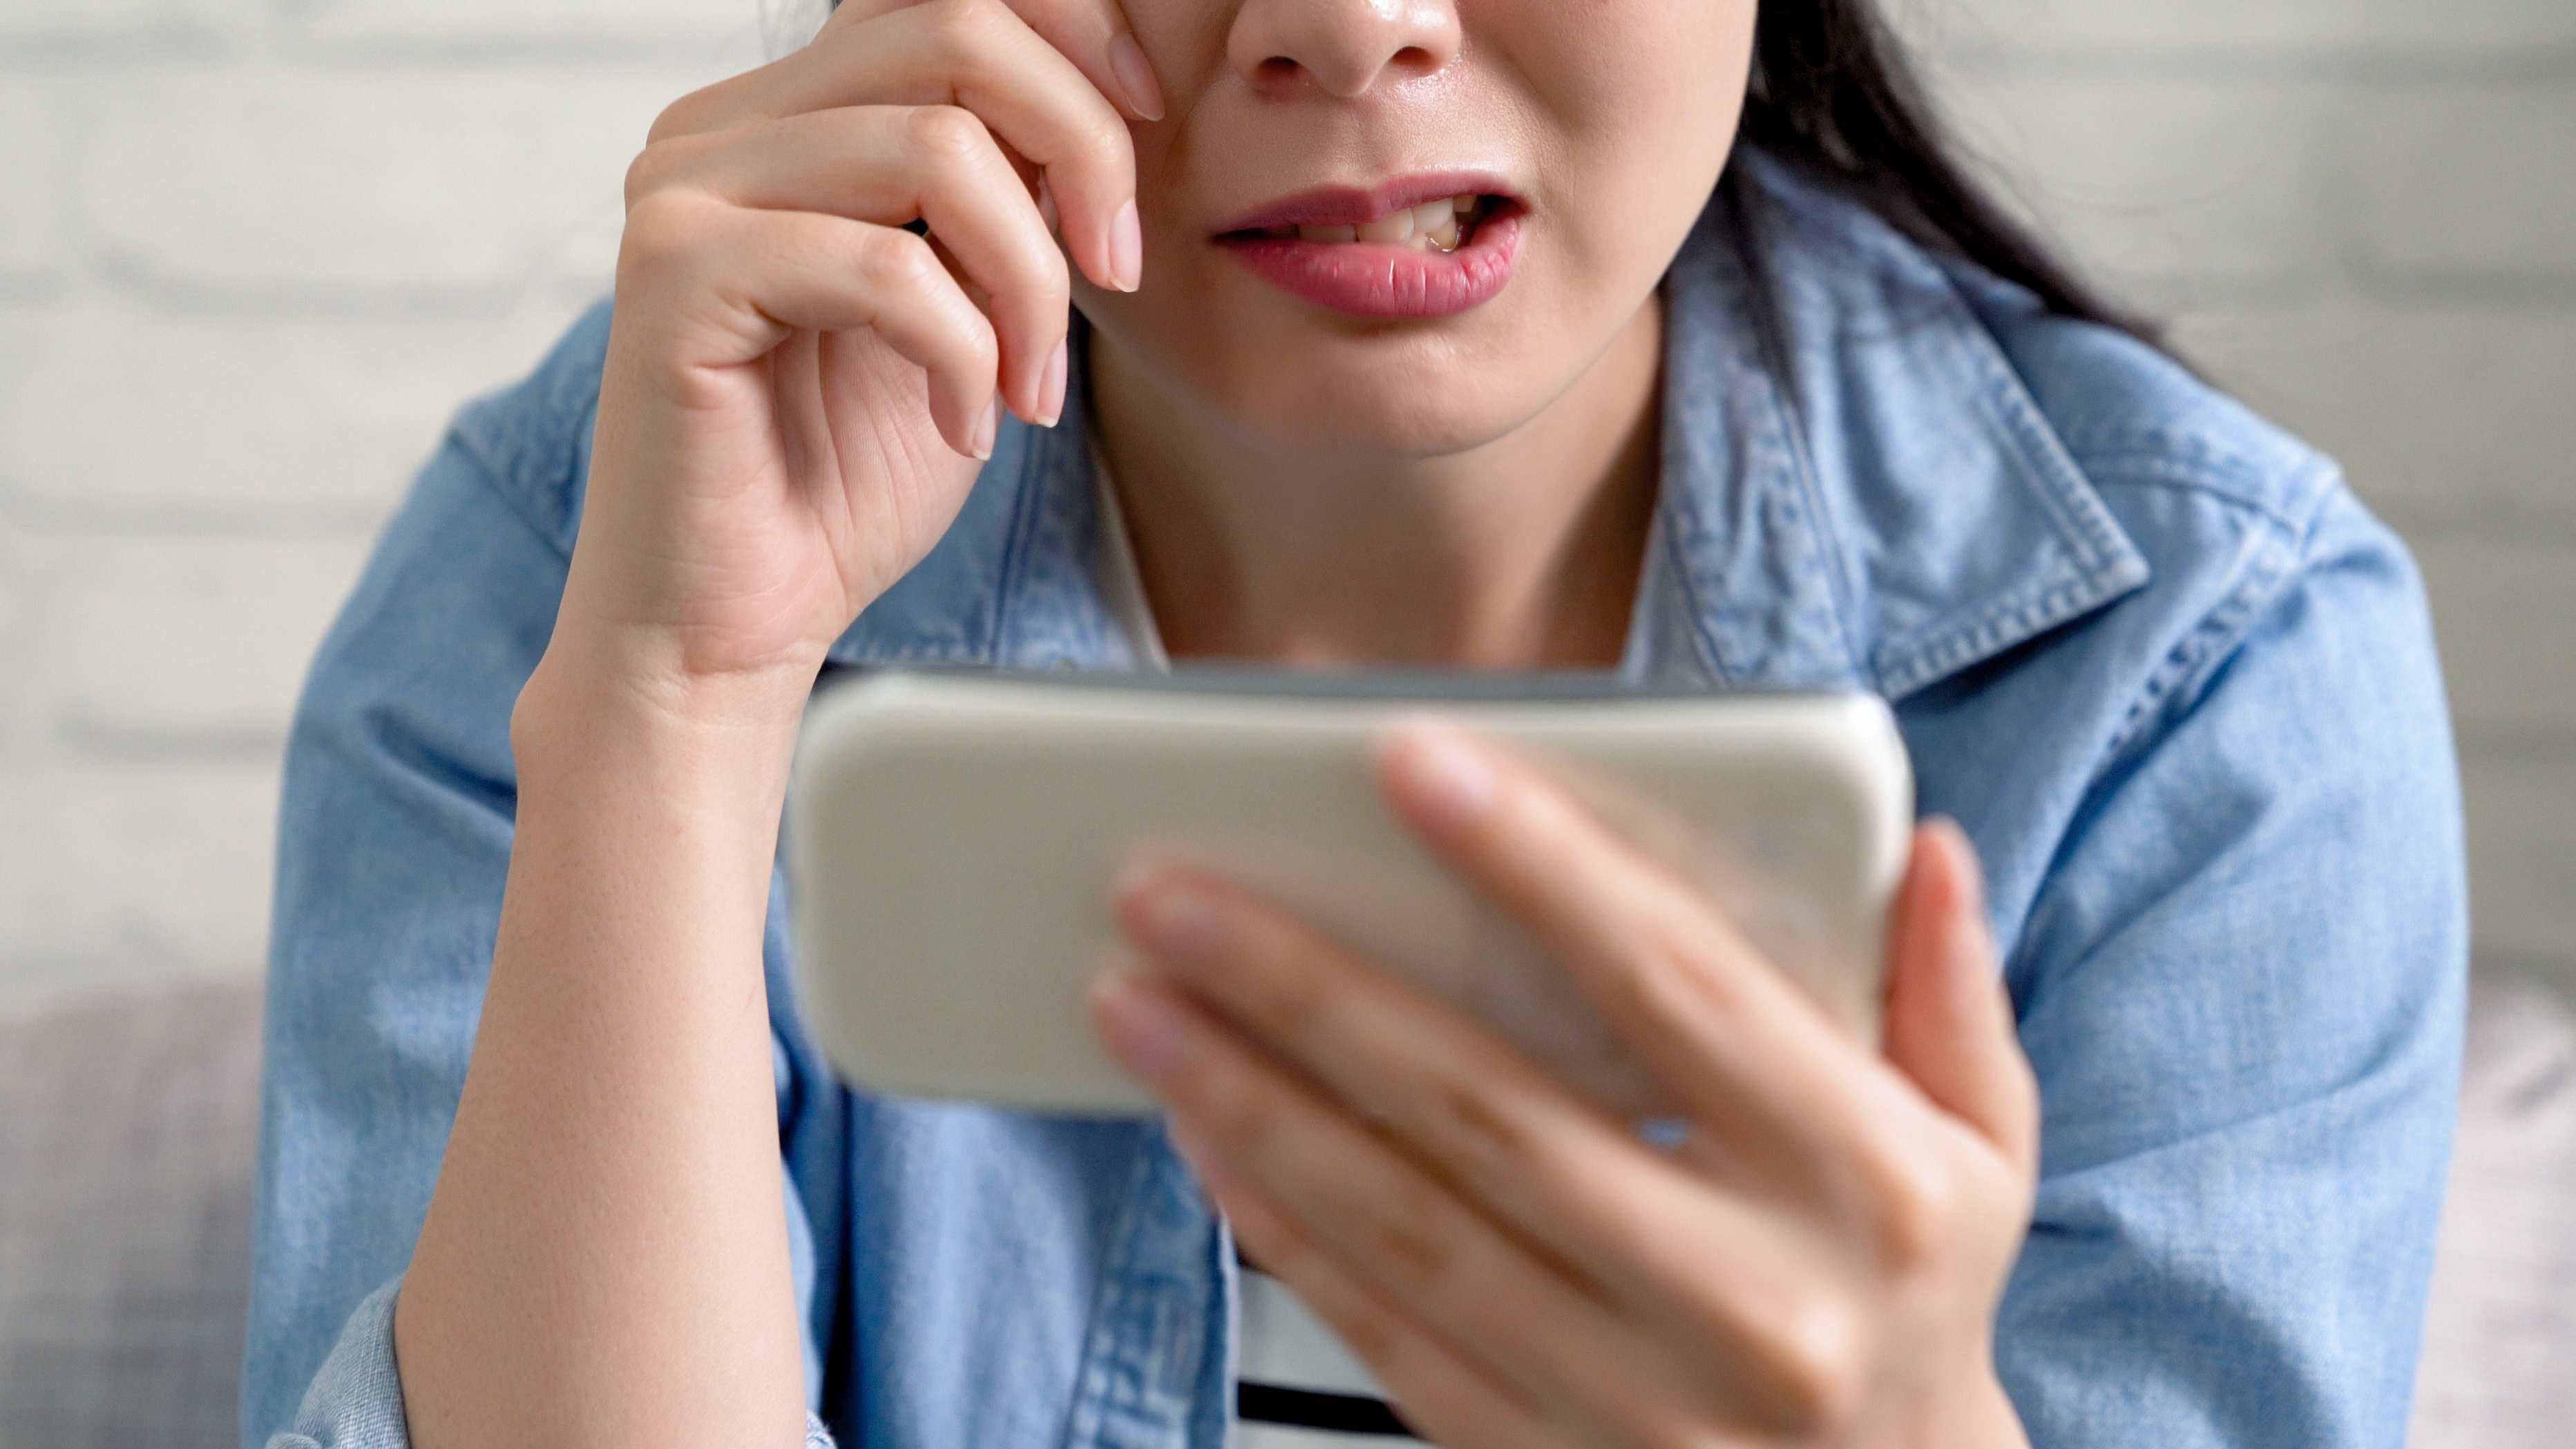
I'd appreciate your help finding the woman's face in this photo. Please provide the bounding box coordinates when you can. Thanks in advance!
[1078,0,1758,459]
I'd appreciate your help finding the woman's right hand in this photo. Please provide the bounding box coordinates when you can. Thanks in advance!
[401,17,1165,1448]
[558,0,1163,706]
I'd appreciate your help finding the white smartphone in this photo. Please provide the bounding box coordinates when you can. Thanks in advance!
[785,669,1914,1117]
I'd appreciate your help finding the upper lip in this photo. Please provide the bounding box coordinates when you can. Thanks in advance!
[1210,171,1517,235]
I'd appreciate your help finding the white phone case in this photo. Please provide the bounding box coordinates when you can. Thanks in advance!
[786,671,1914,1117]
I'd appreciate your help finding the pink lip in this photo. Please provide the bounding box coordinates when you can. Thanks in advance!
[1219,211,1523,320]
[1211,173,1525,320]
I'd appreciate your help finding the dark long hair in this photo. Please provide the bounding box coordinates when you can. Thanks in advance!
[1737,0,2156,342]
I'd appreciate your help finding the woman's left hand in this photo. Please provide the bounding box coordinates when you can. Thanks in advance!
[1090,720,2038,1449]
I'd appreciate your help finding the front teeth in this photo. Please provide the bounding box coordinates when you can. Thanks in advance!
[1294,193,1480,251]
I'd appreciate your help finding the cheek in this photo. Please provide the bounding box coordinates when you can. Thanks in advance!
[1519,0,1757,240]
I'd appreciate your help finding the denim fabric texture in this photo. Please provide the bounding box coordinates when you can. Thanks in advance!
[243,154,2467,1449]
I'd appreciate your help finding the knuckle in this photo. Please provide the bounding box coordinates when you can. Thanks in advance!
[616,191,708,280]
[644,88,710,147]
[926,0,1009,59]
[907,104,994,169]
[1854,1146,1960,1273]
[855,226,940,292]
[1026,244,1073,307]
[1089,106,1140,163]
[1353,1176,1462,1298]
[621,137,684,210]
[1246,941,1339,1041]
[1425,1076,1533,1178]
[946,311,1002,376]
[1604,921,1735,1034]
[1199,1066,1284,1160]
[1750,1286,1871,1436]
[965,305,1002,361]
[1059,106,1134,175]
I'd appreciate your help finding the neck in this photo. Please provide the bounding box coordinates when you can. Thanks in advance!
[1086,300,1664,671]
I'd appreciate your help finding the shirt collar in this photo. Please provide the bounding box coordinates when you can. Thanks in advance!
[831,154,2150,695]
[1636,154,2150,696]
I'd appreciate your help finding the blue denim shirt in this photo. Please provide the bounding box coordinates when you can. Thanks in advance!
[244,155,2466,1449]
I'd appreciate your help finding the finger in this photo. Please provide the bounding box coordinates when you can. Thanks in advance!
[660,0,1141,293]
[1113,865,1795,1323]
[634,106,1069,425]
[1109,896,1914,1443]
[839,0,1166,122]
[620,194,999,457]
[1180,1139,1562,1449]
[1087,970,1661,1427]
[1004,0,1166,122]
[1375,718,1893,1179]
[1880,820,2038,1169]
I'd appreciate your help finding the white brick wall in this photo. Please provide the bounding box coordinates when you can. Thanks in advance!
[0,90,64,285]
[1907,0,2576,994]
[2356,86,2576,284]
[0,0,258,47]
[0,0,2568,1008]
[0,0,770,1010]
[1914,0,2576,57]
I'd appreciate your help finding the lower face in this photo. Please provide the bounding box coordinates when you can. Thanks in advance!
[1077,0,1757,461]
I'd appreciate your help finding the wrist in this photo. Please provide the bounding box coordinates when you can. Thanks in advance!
[511,626,819,801]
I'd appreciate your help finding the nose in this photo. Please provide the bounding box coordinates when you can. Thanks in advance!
[1225,0,1463,100]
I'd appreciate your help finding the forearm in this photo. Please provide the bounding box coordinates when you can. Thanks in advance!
[395,640,817,1449]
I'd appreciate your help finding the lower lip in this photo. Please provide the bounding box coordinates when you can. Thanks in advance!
[1217,210,1524,320]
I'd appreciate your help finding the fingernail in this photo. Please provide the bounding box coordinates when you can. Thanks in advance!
[971,397,999,461]
[1091,970,1193,1083]
[1109,199,1143,293]
[1039,335,1069,429]
[1107,32,1166,122]
[1395,724,1499,831]
[1125,873,1226,966]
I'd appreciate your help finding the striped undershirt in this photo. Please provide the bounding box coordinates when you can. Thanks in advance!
[1237,1259,1422,1446]
[1097,432,1423,1445]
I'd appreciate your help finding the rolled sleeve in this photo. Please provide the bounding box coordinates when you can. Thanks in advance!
[245,302,841,1447]
[265,1278,839,1449]
[1999,488,2468,1448]
[264,1280,409,1449]
[243,425,564,1446]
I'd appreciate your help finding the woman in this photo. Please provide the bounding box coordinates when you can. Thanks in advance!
[242,0,2465,1446]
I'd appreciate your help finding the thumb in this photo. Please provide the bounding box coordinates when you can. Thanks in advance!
[1881,819,2038,1169]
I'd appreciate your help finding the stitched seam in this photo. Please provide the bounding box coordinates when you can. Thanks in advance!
[986,423,1064,664]
[1978,374,2138,575]
[1748,335,1869,675]
[448,300,615,557]
[2062,441,2335,534]
[1873,563,2145,699]
[1741,177,2152,692]
[2095,495,2322,767]
[1055,1137,1163,1449]
[441,423,579,568]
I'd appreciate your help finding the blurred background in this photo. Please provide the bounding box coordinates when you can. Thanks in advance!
[1,2,2573,1444]
[0,0,2567,1006]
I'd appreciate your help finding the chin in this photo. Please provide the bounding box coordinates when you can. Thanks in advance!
[1085,288,1581,463]
[1232,352,1538,459]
